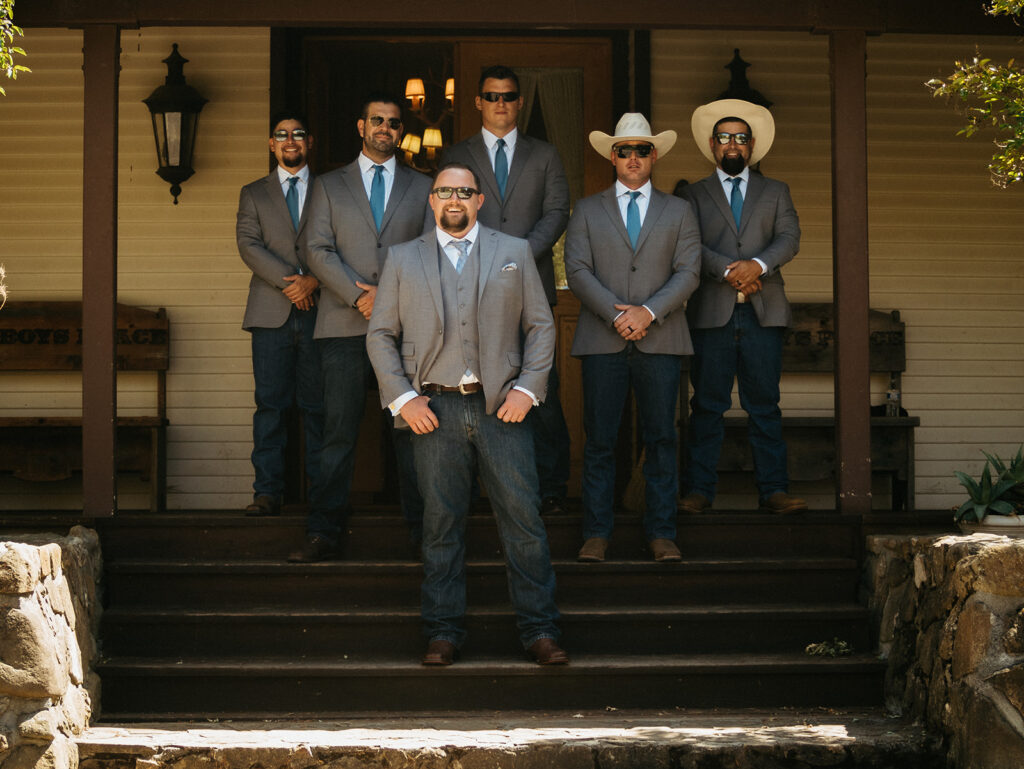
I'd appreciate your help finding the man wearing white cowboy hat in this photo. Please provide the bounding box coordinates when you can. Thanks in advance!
[565,113,701,564]
[679,98,806,516]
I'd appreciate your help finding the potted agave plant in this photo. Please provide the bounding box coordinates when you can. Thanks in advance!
[955,445,1024,536]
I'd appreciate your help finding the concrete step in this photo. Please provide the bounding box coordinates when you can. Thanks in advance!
[100,602,873,658]
[103,557,860,608]
[76,709,944,768]
[95,511,863,562]
[95,653,887,718]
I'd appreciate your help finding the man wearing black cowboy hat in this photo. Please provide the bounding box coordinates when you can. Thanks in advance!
[680,99,806,516]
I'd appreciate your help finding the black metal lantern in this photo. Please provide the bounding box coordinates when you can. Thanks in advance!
[143,44,207,204]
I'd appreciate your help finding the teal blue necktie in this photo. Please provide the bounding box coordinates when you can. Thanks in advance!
[729,177,743,229]
[370,165,385,231]
[451,240,469,274]
[494,138,509,199]
[285,177,300,230]
[626,191,641,249]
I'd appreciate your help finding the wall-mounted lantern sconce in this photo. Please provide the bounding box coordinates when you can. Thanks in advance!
[400,133,422,164]
[143,43,207,204]
[404,78,426,111]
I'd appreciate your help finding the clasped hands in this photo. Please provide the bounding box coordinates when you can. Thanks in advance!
[282,273,319,311]
[725,260,763,297]
[399,389,534,435]
[613,304,652,342]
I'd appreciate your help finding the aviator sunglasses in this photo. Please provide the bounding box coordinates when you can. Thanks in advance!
[614,144,654,159]
[367,115,403,129]
[432,187,479,200]
[479,91,520,102]
[713,132,751,145]
[273,129,308,141]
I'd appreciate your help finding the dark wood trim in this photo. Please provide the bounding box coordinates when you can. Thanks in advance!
[20,1,1024,35]
[829,29,872,515]
[632,30,651,118]
[81,24,121,516]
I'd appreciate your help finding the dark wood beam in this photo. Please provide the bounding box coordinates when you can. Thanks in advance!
[81,24,120,516]
[18,0,1022,36]
[829,29,872,515]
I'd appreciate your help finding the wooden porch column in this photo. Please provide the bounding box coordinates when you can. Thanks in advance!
[81,25,120,516]
[829,29,872,514]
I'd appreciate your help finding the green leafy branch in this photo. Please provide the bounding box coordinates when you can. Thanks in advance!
[925,1,1024,187]
[1,0,30,96]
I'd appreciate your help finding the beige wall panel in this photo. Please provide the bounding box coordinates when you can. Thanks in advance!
[0,27,268,510]
[653,30,1024,511]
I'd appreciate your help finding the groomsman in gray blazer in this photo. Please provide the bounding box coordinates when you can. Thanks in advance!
[237,110,323,517]
[366,163,566,667]
[680,99,806,516]
[441,64,572,516]
[566,114,701,564]
[295,94,433,562]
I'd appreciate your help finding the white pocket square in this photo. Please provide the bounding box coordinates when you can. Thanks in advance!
[500,262,518,272]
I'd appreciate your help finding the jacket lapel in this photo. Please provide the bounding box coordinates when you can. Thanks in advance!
[476,228,497,302]
[740,172,765,232]
[467,134,501,202]
[635,189,666,252]
[296,173,314,236]
[419,237,445,326]
[706,173,739,235]
[381,164,411,231]
[263,173,295,232]
[600,187,633,250]
[340,161,378,233]
[504,134,531,201]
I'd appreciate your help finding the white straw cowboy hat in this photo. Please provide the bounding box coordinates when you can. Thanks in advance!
[589,113,677,157]
[691,98,775,166]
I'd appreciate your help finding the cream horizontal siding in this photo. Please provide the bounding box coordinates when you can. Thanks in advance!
[653,29,1024,511]
[0,26,268,510]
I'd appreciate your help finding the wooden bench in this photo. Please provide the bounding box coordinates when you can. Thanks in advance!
[0,301,169,511]
[680,303,920,510]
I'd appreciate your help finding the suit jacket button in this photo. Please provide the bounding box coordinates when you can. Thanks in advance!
[631,266,637,272]
[372,273,378,280]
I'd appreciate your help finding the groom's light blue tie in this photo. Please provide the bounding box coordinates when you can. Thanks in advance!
[451,240,469,274]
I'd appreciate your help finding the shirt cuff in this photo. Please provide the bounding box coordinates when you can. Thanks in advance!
[389,390,419,416]
[513,385,539,406]
[643,305,656,322]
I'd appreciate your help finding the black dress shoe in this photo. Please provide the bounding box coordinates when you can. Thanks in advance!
[528,637,569,665]
[422,639,457,666]
[540,496,565,516]
[245,495,280,517]
[287,535,339,563]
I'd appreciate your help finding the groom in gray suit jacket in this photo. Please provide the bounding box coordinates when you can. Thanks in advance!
[366,163,566,667]
[237,110,323,518]
[680,98,806,516]
[296,94,433,562]
[566,114,701,565]
[441,64,572,516]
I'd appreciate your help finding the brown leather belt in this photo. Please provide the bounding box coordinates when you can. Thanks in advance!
[421,382,483,395]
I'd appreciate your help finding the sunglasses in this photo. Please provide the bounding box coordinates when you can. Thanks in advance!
[713,132,751,145]
[614,144,654,159]
[432,187,479,200]
[272,129,308,141]
[367,115,403,129]
[479,91,520,103]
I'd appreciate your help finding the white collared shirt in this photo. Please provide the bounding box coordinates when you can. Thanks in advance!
[716,167,767,276]
[276,165,310,215]
[481,127,517,174]
[357,153,397,207]
[615,179,652,228]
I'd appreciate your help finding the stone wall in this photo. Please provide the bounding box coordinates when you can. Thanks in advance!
[0,528,101,769]
[863,533,1024,768]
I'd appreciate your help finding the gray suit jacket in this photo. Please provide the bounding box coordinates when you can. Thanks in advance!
[366,226,555,427]
[305,159,433,339]
[441,133,569,305]
[237,171,315,330]
[681,172,801,329]
[565,186,701,356]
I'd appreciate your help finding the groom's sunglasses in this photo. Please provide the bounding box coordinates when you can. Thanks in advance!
[614,144,654,159]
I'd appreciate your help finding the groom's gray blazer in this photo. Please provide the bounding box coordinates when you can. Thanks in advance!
[564,186,702,357]
[305,159,433,339]
[237,171,315,330]
[441,133,569,305]
[681,172,800,330]
[366,226,555,427]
